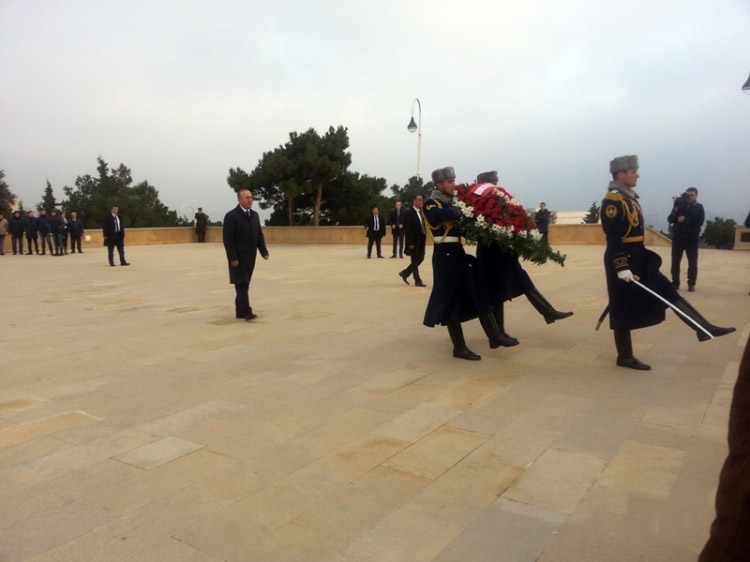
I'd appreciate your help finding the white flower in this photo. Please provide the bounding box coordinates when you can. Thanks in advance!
[476,215,486,225]
[530,229,542,240]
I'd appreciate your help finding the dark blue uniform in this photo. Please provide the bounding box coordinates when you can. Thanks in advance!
[422,196,489,327]
[601,189,678,331]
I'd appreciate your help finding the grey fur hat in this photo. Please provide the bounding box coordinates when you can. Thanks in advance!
[476,170,498,183]
[431,166,456,184]
[609,155,639,174]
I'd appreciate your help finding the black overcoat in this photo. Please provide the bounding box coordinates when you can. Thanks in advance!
[601,188,678,331]
[422,196,489,327]
[222,205,268,285]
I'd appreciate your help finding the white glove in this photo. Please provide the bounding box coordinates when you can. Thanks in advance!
[617,269,634,282]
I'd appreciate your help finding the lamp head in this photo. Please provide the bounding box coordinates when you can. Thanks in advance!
[407,117,418,133]
[743,71,750,95]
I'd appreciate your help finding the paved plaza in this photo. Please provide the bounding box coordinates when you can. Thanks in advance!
[1,242,749,562]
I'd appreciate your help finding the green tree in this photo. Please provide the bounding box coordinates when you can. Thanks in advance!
[389,176,433,206]
[62,157,178,227]
[701,217,736,250]
[582,201,600,224]
[232,126,352,226]
[38,180,58,211]
[0,170,17,218]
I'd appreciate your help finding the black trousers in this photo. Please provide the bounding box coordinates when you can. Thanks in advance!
[367,237,382,257]
[392,229,404,256]
[671,238,699,287]
[26,235,39,253]
[402,250,425,282]
[107,240,126,264]
[70,235,82,252]
[11,235,24,254]
[40,233,53,253]
[234,282,251,317]
[197,230,206,243]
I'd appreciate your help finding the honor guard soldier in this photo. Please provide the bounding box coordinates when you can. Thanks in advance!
[474,170,572,346]
[601,155,734,370]
[422,166,508,360]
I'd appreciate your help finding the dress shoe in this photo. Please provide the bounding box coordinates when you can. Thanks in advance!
[377,255,384,258]
[399,271,409,285]
[415,281,427,287]
[688,285,695,292]
[453,347,481,360]
[121,262,130,266]
[390,255,397,259]
[245,312,258,321]
[110,263,115,267]
[616,356,651,370]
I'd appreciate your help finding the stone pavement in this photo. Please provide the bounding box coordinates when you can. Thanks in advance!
[1,242,748,562]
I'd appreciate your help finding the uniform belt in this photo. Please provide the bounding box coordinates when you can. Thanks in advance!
[622,236,644,243]
[434,236,460,244]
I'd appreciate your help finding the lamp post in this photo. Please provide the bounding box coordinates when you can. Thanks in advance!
[742,70,750,94]
[407,98,422,179]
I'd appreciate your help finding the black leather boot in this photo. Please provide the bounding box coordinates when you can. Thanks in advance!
[673,298,735,342]
[526,287,574,324]
[492,303,519,345]
[478,312,517,349]
[614,330,651,370]
[446,318,481,360]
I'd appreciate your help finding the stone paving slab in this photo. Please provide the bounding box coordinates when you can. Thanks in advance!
[1,242,748,561]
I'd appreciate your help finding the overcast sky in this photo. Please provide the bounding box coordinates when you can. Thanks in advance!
[1,0,749,228]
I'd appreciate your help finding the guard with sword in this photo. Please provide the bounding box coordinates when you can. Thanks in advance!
[600,155,735,370]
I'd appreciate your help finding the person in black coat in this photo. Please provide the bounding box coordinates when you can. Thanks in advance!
[389,202,406,258]
[25,211,39,254]
[534,202,550,240]
[48,210,63,256]
[37,209,52,255]
[102,206,129,266]
[398,194,427,287]
[68,212,84,253]
[222,190,269,321]
[195,208,208,243]
[9,211,26,255]
[364,207,386,258]
[667,187,704,291]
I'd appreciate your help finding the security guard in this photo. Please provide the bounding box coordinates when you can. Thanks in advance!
[422,166,506,360]
[602,155,735,370]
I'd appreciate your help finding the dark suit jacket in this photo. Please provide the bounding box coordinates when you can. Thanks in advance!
[102,214,125,245]
[403,207,426,257]
[68,219,84,237]
[364,215,386,239]
[223,205,268,285]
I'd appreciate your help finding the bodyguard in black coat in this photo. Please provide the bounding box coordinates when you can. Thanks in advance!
[398,195,427,286]
[25,211,39,254]
[68,212,84,253]
[36,209,52,255]
[102,206,129,266]
[223,190,269,321]
[364,208,386,258]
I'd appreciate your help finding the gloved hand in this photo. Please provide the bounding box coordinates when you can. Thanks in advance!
[617,269,634,282]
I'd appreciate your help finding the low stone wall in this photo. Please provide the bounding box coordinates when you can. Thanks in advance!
[735,226,750,251]
[6,223,675,251]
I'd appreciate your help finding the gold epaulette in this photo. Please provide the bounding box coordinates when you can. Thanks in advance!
[604,192,624,202]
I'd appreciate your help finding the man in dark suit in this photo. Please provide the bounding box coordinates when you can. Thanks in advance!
[102,206,129,266]
[399,194,427,287]
[68,212,84,253]
[389,202,405,258]
[223,190,269,321]
[364,207,386,258]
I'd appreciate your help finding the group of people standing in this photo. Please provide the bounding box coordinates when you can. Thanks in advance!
[0,209,84,256]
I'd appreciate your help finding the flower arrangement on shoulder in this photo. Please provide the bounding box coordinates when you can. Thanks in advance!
[453,183,566,266]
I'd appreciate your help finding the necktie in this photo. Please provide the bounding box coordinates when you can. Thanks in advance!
[374,216,378,230]
[418,210,425,234]
[114,216,119,232]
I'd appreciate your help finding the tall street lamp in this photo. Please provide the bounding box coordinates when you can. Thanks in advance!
[407,98,422,179]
